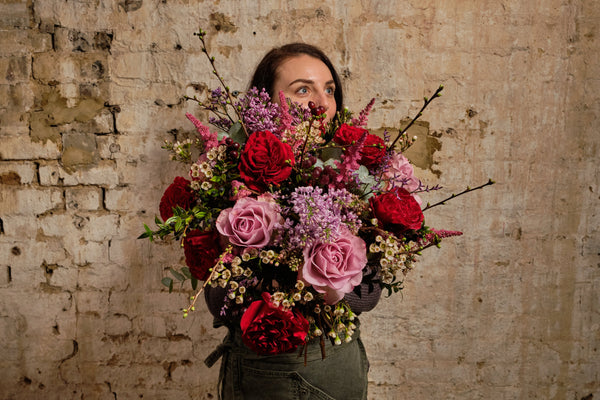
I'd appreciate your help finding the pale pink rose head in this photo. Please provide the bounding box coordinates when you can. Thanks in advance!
[300,227,367,304]
[384,153,420,192]
[216,197,282,248]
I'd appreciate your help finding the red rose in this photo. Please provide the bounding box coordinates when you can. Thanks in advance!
[159,177,196,221]
[183,229,221,281]
[333,123,386,168]
[370,188,424,234]
[240,292,309,355]
[239,131,295,192]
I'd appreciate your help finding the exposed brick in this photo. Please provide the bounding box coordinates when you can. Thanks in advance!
[0,161,38,185]
[0,2,598,399]
[0,187,64,215]
[65,186,103,211]
[0,3,31,29]
[0,134,62,160]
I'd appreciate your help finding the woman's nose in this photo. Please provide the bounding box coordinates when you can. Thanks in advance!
[311,92,329,111]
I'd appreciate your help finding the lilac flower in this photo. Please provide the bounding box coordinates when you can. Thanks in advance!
[277,186,361,250]
[209,116,233,131]
[237,88,281,134]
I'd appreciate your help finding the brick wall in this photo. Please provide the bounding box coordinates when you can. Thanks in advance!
[0,1,598,399]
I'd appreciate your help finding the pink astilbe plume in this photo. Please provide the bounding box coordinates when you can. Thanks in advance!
[186,112,219,150]
[351,98,376,128]
[335,132,367,184]
[422,229,463,247]
[278,91,294,135]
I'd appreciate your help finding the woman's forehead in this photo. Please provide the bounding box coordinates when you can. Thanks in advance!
[276,54,333,83]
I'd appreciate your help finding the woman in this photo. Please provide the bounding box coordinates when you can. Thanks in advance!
[204,43,381,400]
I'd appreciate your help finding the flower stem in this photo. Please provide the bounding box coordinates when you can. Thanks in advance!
[389,85,444,150]
[422,179,495,212]
[194,29,249,138]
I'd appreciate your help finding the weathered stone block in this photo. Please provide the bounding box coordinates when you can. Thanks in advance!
[0,2,31,29]
[65,186,103,210]
[76,261,127,288]
[0,30,52,55]
[134,316,167,337]
[96,134,120,159]
[38,161,61,185]
[0,186,64,215]
[53,26,113,54]
[0,134,61,160]
[104,187,146,212]
[105,314,133,336]
[0,161,38,185]
[59,160,120,188]
[62,237,109,266]
[61,131,99,171]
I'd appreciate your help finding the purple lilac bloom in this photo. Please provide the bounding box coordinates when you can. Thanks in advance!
[237,88,281,134]
[210,87,228,106]
[209,116,233,131]
[277,186,361,249]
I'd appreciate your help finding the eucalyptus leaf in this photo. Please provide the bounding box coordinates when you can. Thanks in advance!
[228,121,246,145]
[161,277,174,293]
[181,267,192,280]
[170,268,185,281]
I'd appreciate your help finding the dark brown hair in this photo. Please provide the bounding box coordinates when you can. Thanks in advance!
[249,43,344,113]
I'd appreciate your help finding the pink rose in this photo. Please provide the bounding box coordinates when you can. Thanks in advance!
[384,153,421,192]
[216,197,281,248]
[300,227,367,304]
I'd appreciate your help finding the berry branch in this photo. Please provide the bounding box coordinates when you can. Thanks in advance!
[389,85,444,151]
[193,29,249,138]
[422,179,496,211]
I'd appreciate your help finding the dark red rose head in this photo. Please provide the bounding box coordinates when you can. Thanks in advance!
[159,177,196,221]
[238,131,295,192]
[370,187,424,234]
[333,123,386,168]
[240,292,309,355]
[183,229,221,281]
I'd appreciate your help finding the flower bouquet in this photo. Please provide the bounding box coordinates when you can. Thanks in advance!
[140,30,493,357]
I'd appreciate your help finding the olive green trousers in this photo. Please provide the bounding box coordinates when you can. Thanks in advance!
[206,326,369,400]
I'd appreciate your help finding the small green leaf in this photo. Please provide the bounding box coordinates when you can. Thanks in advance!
[161,277,174,293]
[170,268,185,281]
[181,267,192,279]
[191,277,199,290]
[229,121,246,145]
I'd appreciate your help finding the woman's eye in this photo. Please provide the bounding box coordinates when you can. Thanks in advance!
[325,87,335,95]
[296,87,309,95]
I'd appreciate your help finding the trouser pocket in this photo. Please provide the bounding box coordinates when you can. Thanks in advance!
[240,366,335,400]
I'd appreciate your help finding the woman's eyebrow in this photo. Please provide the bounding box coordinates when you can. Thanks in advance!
[288,78,335,87]
[288,78,314,86]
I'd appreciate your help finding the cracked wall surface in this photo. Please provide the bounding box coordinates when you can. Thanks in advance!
[0,1,599,399]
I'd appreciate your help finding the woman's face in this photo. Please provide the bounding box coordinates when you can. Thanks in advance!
[272,54,337,123]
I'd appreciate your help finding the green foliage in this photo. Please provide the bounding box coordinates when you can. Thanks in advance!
[161,266,199,292]
[228,121,246,145]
